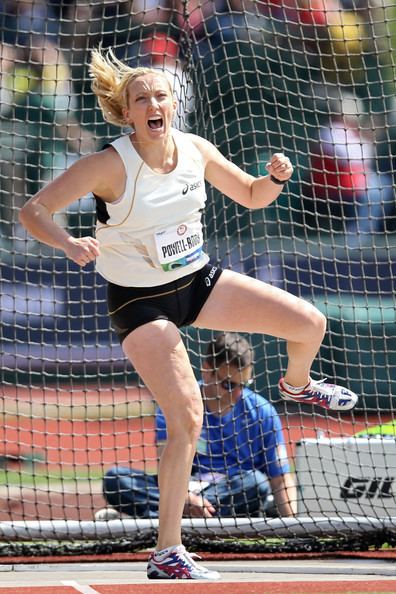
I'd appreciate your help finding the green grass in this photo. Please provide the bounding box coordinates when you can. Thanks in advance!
[0,466,104,487]
[0,464,158,487]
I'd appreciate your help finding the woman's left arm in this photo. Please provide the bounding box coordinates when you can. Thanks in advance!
[191,135,293,209]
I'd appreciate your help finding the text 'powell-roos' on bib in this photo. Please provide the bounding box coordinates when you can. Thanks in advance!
[155,221,204,272]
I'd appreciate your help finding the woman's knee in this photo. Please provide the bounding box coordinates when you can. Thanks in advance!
[166,398,203,445]
[305,305,327,342]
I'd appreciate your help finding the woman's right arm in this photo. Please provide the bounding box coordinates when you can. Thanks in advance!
[19,149,123,266]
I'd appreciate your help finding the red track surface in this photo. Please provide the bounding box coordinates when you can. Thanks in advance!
[94,583,396,594]
[1,581,396,594]
[0,385,389,468]
[3,550,396,564]
[0,384,391,471]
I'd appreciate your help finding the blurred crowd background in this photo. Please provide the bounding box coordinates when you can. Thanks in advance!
[0,0,396,249]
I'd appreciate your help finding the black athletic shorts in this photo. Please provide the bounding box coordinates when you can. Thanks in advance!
[107,263,223,343]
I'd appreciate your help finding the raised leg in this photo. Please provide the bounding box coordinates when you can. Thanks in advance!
[194,269,326,388]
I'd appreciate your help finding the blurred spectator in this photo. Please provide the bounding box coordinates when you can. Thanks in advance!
[1,0,60,47]
[319,7,367,89]
[252,0,334,25]
[376,104,396,233]
[315,2,395,115]
[301,93,394,242]
[59,0,109,142]
[0,40,95,244]
[175,0,226,42]
[0,42,24,244]
[131,0,173,28]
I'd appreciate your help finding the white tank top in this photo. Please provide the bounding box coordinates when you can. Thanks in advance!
[95,128,209,287]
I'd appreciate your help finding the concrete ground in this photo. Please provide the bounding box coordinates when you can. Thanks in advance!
[1,558,396,593]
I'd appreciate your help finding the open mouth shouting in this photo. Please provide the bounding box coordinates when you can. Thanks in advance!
[148,116,164,132]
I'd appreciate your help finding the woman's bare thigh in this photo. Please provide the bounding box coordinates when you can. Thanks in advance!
[194,269,321,342]
[122,319,203,428]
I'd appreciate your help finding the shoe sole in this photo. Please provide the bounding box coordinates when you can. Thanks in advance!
[147,567,221,580]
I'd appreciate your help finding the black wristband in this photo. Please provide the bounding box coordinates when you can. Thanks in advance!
[270,174,287,185]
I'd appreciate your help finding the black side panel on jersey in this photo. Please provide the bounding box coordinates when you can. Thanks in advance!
[94,143,112,224]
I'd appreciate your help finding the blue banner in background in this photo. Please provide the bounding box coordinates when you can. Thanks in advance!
[1,251,395,405]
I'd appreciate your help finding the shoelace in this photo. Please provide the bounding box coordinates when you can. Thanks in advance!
[306,379,332,404]
[183,550,207,571]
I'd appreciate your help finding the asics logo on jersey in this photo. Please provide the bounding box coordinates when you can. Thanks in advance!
[182,180,203,195]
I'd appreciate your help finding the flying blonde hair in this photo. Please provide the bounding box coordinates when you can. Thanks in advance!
[89,48,171,127]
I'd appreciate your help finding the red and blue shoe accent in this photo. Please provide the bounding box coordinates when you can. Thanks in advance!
[279,377,358,411]
[147,544,221,580]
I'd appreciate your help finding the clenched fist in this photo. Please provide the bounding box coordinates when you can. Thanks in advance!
[266,153,293,183]
[63,236,100,267]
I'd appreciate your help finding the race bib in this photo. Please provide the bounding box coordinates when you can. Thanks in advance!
[154,222,204,272]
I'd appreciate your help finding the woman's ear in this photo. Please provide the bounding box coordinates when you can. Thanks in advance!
[122,107,132,125]
[171,99,178,123]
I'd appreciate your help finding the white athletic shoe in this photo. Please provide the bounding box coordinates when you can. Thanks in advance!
[147,544,221,580]
[94,507,121,521]
[279,377,358,411]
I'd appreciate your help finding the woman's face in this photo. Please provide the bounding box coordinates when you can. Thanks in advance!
[124,72,176,140]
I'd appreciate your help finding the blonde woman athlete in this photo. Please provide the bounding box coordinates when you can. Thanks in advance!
[19,49,357,580]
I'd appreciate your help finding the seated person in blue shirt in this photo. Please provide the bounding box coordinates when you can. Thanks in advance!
[99,332,296,519]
